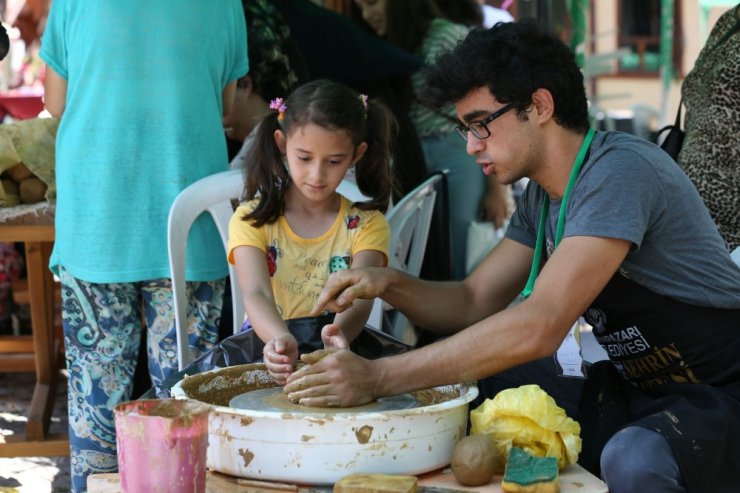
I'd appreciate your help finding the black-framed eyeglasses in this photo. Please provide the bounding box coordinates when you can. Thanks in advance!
[455,103,516,142]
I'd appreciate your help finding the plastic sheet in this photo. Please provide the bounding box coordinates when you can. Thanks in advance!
[469,384,582,470]
[145,314,410,399]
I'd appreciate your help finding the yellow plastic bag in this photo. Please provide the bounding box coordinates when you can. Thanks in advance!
[469,384,581,471]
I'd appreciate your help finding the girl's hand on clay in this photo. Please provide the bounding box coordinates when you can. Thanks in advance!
[321,323,349,351]
[264,333,299,385]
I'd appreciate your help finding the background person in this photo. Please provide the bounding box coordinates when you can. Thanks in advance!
[271,0,427,202]
[433,0,484,28]
[677,4,740,250]
[353,0,512,279]
[224,0,308,167]
[40,1,247,490]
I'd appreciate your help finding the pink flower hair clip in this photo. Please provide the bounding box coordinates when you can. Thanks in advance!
[269,98,287,121]
[359,94,368,113]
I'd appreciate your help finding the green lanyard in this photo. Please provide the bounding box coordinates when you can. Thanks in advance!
[521,128,595,299]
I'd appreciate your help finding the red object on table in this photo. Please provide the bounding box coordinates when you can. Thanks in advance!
[0,89,44,120]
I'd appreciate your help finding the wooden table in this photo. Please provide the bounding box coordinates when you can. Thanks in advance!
[88,464,609,493]
[0,203,68,457]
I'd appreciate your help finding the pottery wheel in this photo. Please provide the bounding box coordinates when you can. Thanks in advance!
[229,387,420,414]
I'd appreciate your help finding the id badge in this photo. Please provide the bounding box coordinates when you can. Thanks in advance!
[554,317,586,378]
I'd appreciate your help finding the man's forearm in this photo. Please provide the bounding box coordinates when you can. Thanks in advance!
[371,299,559,396]
[380,270,476,335]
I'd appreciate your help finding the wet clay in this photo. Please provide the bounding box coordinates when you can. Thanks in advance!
[179,364,276,407]
[229,387,420,414]
[179,363,469,410]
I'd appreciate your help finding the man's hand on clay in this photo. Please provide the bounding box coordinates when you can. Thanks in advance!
[283,349,377,408]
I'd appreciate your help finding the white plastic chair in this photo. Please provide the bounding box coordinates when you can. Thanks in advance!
[168,170,372,370]
[368,174,442,344]
[731,246,740,267]
[336,178,370,204]
[168,169,244,370]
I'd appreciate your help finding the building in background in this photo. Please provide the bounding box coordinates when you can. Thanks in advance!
[589,0,736,130]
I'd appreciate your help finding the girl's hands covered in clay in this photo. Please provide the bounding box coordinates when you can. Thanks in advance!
[263,333,299,385]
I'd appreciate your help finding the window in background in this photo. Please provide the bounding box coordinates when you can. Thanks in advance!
[616,0,683,77]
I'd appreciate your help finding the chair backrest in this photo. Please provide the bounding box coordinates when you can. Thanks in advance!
[168,169,244,370]
[369,174,442,342]
[168,171,372,370]
[387,174,441,275]
[336,178,370,204]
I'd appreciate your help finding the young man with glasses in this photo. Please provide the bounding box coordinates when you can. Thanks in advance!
[287,20,740,493]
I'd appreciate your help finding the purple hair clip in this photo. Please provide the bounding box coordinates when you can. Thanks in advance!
[269,97,287,121]
[359,94,368,113]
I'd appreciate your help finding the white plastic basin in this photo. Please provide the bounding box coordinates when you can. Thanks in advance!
[171,363,478,485]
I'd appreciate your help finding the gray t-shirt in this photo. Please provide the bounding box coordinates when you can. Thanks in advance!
[506,131,740,309]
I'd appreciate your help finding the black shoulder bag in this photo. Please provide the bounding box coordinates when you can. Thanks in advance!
[655,101,685,161]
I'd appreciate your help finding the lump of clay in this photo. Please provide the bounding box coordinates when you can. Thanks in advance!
[450,433,499,486]
[334,473,418,493]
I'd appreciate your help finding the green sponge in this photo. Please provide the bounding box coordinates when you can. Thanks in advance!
[501,447,559,493]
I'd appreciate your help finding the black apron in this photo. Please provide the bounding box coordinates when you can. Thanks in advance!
[578,273,740,493]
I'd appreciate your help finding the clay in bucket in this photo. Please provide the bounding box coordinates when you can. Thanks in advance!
[114,398,210,493]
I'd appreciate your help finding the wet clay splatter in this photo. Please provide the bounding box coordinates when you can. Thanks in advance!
[238,448,255,467]
[354,425,373,444]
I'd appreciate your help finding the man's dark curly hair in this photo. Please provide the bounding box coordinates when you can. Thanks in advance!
[421,19,590,132]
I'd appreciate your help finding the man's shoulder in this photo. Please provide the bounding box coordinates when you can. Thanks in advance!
[589,131,675,173]
[595,130,658,153]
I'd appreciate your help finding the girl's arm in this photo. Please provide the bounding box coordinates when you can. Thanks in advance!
[332,249,386,342]
[233,245,290,341]
[233,245,298,384]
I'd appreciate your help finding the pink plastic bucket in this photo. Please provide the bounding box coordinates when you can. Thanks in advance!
[114,399,210,493]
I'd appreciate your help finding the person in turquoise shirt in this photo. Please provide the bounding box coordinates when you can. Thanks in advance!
[40,1,247,491]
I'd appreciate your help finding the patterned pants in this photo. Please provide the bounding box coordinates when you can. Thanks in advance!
[59,267,225,493]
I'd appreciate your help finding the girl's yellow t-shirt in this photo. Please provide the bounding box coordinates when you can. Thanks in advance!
[227,195,390,319]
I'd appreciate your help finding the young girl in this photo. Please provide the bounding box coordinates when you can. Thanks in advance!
[227,79,397,384]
